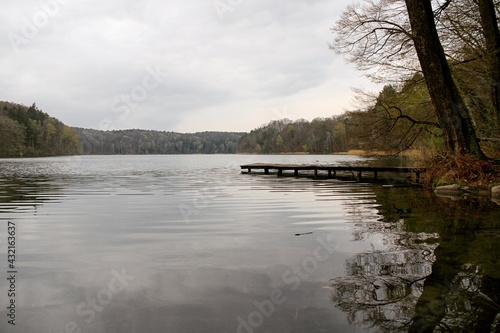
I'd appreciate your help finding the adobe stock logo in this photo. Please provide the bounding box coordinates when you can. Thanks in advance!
[99,65,167,130]
[8,0,71,51]
[55,268,135,333]
[236,234,336,333]
[213,0,244,20]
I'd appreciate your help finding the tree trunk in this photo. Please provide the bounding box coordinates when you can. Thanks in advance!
[404,0,485,158]
[477,0,500,135]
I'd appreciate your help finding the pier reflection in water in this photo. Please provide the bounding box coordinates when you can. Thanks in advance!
[330,187,500,332]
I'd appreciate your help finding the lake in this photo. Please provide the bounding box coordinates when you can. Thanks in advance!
[0,155,499,333]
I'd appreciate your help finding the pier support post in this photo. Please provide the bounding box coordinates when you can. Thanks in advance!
[265,168,269,174]
[328,170,332,179]
[277,168,283,177]
[294,169,299,177]
[357,171,362,182]
[314,169,318,177]
[374,171,378,181]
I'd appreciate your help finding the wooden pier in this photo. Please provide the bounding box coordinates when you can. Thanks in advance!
[240,163,426,183]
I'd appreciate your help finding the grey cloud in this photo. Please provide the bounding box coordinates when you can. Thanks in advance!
[1,0,369,132]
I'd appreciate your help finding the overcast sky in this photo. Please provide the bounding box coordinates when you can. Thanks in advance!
[1,0,379,133]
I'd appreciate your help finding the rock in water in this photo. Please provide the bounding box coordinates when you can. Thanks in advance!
[435,184,463,195]
[492,185,500,198]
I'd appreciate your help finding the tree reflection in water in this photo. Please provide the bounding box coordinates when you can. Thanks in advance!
[331,219,438,331]
[330,188,500,332]
[437,264,500,332]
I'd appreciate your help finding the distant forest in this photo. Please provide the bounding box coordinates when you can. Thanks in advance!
[0,101,81,157]
[0,101,243,157]
[73,128,244,154]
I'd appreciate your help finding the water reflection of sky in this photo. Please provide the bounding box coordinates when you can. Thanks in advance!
[0,155,498,332]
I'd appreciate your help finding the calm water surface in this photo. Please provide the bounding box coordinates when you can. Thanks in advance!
[0,155,499,333]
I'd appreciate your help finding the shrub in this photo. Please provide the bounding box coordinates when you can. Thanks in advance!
[424,153,500,188]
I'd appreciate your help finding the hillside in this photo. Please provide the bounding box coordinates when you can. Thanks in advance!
[0,101,81,157]
[72,128,244,155]
[0,101,244,157]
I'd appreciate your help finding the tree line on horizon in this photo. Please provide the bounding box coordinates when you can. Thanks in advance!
[0,101,244,157]
[73,128,243,155]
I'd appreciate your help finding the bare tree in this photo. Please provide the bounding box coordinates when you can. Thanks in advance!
[332,0,489,156]
[346,79,442,154]
[330,0,417,83]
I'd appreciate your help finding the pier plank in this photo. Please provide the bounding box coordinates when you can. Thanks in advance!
[240,163,426,183]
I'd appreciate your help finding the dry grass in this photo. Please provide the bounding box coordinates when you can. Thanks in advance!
[335,149,393,156]
[346,149,369,155]
[402,148,440,165]
[423,153,500,188]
